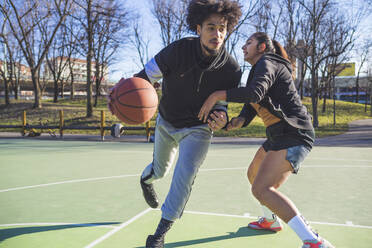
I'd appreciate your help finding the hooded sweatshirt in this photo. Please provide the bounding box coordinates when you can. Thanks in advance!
[226,53,313,131]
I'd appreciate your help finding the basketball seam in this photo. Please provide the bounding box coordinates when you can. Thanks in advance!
[116,88,157,108]
[115,102,157,109]
[117,88,154,98]
[113,101,139,124]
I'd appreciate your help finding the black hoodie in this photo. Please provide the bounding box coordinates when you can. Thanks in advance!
[226,53,313,130]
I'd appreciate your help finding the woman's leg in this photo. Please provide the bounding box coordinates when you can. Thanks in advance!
[251,149,297,222]
[252,149,319,242]
[247,146,266,184]
[247,147,282,231]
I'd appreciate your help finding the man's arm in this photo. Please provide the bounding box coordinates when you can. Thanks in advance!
[135,57,163,84]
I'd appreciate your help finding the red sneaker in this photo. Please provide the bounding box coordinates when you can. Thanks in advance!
[248,217,283,232]
[302,238,335,248]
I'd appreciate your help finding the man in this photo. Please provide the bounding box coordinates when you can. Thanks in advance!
[130,1,241,247]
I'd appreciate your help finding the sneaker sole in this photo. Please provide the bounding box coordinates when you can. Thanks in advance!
[248,224,282,232]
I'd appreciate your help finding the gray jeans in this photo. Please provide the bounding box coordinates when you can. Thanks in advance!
[141,114,212,221]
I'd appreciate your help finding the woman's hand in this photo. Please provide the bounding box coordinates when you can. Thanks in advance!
[198,90,227,123]
[226,117,246,131]
[208,111,227,131]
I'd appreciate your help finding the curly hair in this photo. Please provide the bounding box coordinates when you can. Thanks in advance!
[187,0,242,34]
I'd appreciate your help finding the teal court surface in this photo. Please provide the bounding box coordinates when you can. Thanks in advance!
[0,138,371,247]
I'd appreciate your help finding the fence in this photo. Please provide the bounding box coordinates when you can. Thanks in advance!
[0,110,155,141]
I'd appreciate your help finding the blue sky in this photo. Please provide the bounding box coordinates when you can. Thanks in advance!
[109,0,372,83]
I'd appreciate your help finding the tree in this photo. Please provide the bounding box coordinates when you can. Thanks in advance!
[130,19,151,69]
[0,0,73,108]
[72,0,132,116]
[45,26,71,102]
[0,15,12,105]
[321,14,355,118]
[150,0,189,46]
[354,40,371,104]
[225,0,261,77]
[368,67,372,116]
[92,1,131,107]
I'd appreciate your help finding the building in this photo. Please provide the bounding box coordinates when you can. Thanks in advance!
[0,60,32,79]
[333,76,371,103]
[43,56,108,84]
[303,76,371,104]
[0,57,112,97]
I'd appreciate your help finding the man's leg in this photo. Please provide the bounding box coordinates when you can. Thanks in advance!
[141,115,178,208]
[161,126,212,221]
[145,126,211,248]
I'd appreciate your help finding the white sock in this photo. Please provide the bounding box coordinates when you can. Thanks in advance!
[288,215,318,241]
[261,205,276,221]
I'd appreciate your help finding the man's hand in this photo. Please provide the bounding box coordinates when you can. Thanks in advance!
[226,117,246,131]
[208,111,227,131]
[198,90,227,123]
[107,77,125,114]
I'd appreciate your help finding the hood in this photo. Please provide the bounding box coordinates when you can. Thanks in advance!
[261,53,292,73]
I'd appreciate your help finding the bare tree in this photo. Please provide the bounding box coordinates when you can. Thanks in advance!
[130,18,151,69]
[71,0,131,116]
[368,66,372,116]
[150,0,190,46]
[298,0,366,127]
[92,1,131,107]
[354,40,372,104]
[0,15,12,105]
[45,25,71,102]
[63,15,82,100]
[1,0,73,108]
[71,0,96,116]
[322,14,355,119]
[225,0,261,76]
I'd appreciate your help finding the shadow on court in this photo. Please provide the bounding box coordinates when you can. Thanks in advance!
[0,222,120,243]
[135,226,274,248]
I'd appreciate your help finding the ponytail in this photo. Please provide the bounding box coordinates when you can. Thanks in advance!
[272,40,289,61]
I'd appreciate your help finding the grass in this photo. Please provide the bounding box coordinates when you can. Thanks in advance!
[0,96,371,138]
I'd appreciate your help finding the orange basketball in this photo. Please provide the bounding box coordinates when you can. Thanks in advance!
[110,77,158,125]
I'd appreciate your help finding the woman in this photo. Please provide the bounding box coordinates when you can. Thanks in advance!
[198,32,334,248]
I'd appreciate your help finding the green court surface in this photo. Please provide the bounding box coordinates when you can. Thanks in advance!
[0,138,371,247]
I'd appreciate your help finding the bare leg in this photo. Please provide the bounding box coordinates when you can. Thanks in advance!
[247,146,266,184]
[251,149,299,223]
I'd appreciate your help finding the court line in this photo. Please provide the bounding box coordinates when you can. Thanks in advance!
[84,208,152,248]
[2,164,372,193]
[308,157,372,162]
[0,222,116,229]
[0,174,140,193]
[179,210,372,229]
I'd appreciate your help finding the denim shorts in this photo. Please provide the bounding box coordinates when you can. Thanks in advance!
[286,145,311,174]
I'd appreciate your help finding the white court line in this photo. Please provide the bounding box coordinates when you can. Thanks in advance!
[308,157,372,162]
[84,208,152,248]
[2,164,372,193]
[0,222,116,229]
[303,165,372,168]
[0,174,140,193]
[178,210,372,229]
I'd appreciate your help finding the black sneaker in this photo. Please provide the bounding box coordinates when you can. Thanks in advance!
[140,177,159,208]
[146,235,164,248]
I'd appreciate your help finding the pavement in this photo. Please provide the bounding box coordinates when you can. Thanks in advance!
[0,119,371,147]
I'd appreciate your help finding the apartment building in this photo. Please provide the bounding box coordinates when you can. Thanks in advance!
[43,56,108,83]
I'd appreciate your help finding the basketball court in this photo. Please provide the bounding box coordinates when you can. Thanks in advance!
[0,137,371,247]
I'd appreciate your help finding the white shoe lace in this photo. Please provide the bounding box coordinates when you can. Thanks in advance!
[257,217,266,223]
